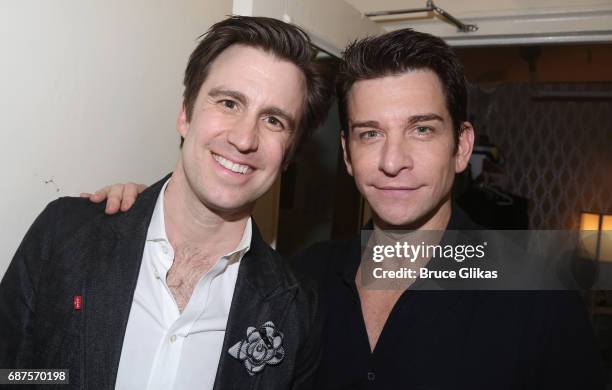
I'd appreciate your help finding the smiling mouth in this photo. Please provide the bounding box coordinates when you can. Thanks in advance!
[212,153,251,175]
[374,185,422,191]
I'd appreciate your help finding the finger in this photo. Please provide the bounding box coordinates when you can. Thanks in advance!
[120,183,140,211]
[105,197,120,214]
[137,184,147,194]
[89,190,108,203]
[91,185,114,202]
[104,184,125,214]
[79,192,92,198]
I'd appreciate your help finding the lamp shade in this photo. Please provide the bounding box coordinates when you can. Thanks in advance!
[579,212,601,260]
[600,215,612,262]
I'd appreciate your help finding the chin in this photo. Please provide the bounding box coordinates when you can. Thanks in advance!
[209,201,253,218]
[199,192,255,215]
[372,206,422,230]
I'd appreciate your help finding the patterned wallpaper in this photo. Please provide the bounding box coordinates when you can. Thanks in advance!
[468,83,612,229]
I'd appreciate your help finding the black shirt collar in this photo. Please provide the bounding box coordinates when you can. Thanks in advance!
[339,204,480,283]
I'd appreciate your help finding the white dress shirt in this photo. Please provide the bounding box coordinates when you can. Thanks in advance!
[115,180,251,390]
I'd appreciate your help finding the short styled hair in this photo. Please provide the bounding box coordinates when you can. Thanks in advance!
[181,16,332,160]
[336,28,468,150]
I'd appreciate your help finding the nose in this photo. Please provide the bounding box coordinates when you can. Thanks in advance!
[379,134,413,176]
[227,114,259,153]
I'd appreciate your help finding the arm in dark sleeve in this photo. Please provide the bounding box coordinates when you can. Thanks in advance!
[289,277,324,390]
[536,291,605,390]
[0,200,61,368]
[290,241,335,287]
[289,241,339,390]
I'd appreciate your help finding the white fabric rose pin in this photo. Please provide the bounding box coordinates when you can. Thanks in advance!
[228,321,285,376]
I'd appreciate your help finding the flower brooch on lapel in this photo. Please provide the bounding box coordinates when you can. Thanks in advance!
[228,321,285,376]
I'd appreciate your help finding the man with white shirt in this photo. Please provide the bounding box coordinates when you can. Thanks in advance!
[0,16,331,390]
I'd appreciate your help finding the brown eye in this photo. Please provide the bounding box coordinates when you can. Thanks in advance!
[221,100,237,109]
[265,116,284,130]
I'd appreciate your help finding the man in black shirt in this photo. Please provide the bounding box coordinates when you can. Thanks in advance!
[290,29,603,389]
[85,28,603,389]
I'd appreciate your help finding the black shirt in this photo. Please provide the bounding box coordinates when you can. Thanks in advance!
[292,207,604,390]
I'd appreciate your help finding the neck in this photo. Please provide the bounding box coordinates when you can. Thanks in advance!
[163,165,250,255]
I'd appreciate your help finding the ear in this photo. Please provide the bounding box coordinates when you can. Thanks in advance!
[281,150,292,171]
[340,131,354,177]
[454,122,475,173]
[177,105,189,138]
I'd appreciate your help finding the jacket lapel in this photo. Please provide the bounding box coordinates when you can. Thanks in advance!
[213,224,298,390]
[83,175,169,389]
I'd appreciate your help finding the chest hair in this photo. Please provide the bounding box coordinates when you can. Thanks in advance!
[166,246,217,312]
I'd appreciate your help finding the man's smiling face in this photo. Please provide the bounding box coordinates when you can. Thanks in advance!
[342,69,473,229]
[177,44,305,216]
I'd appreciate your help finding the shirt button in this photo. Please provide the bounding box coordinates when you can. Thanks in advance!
[170,335,177,343]
[162,245,169,255]
[153,269,161,279]
[367,372,376,381]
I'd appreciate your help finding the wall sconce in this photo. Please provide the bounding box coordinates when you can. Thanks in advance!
[579,212,612,262]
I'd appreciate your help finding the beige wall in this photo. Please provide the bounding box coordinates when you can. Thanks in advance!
[237,0,382,55]
[0,0,232,277]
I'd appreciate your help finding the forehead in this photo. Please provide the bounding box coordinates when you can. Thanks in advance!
[347,69,449,121]
[202,44,306,110]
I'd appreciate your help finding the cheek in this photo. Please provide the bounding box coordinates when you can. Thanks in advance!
[349,158,372,184]
[416,147,456,186]
[348,143,379,176]
[192,111,232,139]
[261,132,290,169]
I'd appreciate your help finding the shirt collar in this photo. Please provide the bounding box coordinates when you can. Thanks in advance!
[146,178,171,242]
[227,217,252,260]
[146,178,252,258]
[341,204,478,284]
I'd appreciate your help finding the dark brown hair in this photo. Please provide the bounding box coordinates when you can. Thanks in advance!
[181,16,332,160]
[337,28,468,151]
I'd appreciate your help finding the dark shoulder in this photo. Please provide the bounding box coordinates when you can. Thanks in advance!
[473,290,591,326]
[50,196,108,220]
[9,197,110,293]
[37,196,109,241]
[261,245,318,297]
[22,196,107,239]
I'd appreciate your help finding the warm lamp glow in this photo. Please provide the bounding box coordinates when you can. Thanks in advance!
[602,215,612,231]
[579,212,612,262]
[600,215,612,262]
[580,213,601,231]
[579,212,602,260]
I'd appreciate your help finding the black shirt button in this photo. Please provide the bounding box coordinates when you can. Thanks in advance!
[367,372,376,381]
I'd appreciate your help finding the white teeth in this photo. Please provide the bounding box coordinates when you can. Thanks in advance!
[213,154,250,175]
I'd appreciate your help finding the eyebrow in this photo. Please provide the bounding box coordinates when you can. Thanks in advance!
[350,113,444,132]
[208,87,247,105]
[350,120,380,131]
[208,87,297,130]
[405,113,444,126]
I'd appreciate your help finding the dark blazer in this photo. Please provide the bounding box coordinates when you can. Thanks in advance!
[0,175,322,390]
[292,207,605,390]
